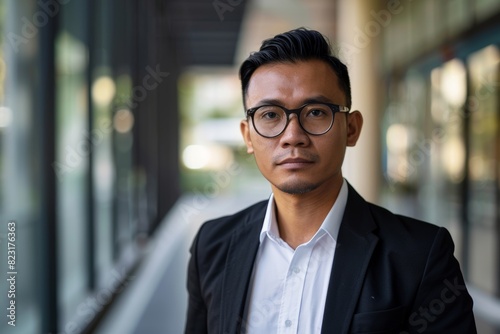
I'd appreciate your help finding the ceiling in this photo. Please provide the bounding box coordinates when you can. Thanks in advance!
[167,0,249,66]
[163,0,337,67]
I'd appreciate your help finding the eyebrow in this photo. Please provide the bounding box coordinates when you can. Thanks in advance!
[252,95,336,108]
[303,95,335,104]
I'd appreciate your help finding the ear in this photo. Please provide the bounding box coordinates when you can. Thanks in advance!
[346,110,363,147]
[240,119,254,154]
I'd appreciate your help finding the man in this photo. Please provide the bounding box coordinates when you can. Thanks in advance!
[185,28,476,334]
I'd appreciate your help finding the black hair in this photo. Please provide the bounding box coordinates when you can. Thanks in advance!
[239,27,352,110]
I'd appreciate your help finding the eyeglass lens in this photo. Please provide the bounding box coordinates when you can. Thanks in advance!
[253,104,334,137]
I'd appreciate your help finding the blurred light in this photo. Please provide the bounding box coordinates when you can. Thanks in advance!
[183,145,210,169]
[181,71,243,119]
[95,158,114,199]
[57,31,88,74]
[482,45,500,65]
[442,137,465,182]
[113,109,134,133]
[193,118,244,146]
[430,68,446,123]
[441,59,466,107]
[182,144,234,170]
[92,76,116,106]
[0,106,12,128]
[469,155,486,181]
[115,74,133,105]
[430,67,441,90]
[386,123,409,153]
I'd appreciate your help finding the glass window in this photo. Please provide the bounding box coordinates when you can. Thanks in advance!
[380,69,428,219]
[91,69,115,284]
[382,59,469,260]
[424,59,468,252]
[91,0,115,287]
[0,1,41,333]
[467,45,499,294]
[109,0,136,258]
[55,2,90,325]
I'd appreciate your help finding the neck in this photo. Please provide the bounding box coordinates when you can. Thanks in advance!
[272,178,343,249]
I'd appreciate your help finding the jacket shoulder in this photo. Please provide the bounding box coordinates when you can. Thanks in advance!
[344,183,440,240]
[367,202,439,233]
[364,201,452,256]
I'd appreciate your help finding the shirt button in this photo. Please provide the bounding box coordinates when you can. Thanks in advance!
[285,320,292,327]
[293,267,300,274]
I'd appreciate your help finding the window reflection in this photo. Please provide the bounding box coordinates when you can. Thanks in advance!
[55,28,90,323]
[467,45,499,295]
[435,58,467,184]
[382,58,468,253]
[425,59,466,242]
[383,45,500,298]
[0,1,41,333]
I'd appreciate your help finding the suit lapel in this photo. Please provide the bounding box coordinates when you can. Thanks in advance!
[221,204,266,334]
[321,184,379,334]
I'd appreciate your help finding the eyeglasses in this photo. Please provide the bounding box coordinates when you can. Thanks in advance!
[246,103,350,138]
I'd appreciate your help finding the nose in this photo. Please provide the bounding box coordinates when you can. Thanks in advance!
[279,114,310,147]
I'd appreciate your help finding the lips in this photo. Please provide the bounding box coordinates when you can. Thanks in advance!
[276,157,314,169]
[278,157,312,165]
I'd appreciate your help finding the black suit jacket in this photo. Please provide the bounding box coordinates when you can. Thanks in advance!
[185,184,476,333]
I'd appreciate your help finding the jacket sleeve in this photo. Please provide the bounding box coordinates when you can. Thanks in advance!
[406,227,477,333]
[185,230,208,334]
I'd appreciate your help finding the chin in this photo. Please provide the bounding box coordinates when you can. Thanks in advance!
[276,181,319,195]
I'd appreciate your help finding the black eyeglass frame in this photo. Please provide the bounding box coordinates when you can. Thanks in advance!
[245,102,350,138]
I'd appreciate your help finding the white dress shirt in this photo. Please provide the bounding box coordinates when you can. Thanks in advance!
[242,179,348,334]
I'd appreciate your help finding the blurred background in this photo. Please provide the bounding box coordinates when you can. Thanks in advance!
[0,0,499,333]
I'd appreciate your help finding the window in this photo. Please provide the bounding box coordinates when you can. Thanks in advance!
[467,45,500,294]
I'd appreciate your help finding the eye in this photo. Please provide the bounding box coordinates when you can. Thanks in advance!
[256,106,283,121]
[309,109,326,117]
[305,106,329,118]
[262,111,280,119]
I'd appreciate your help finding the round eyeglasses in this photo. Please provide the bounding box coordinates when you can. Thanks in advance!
[246,103,350,138]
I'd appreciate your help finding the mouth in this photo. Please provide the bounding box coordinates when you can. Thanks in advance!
[276,157,314,169]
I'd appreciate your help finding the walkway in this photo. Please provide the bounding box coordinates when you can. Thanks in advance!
[94,185,271,334]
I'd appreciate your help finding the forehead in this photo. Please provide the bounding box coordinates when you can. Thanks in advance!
[246,59,345,107]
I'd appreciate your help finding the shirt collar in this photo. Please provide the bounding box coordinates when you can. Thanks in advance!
[259,179,348,244]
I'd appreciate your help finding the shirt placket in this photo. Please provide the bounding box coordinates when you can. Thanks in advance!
[277,245,312,334]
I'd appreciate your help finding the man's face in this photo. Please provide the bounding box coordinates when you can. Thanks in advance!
[240,59,362,195]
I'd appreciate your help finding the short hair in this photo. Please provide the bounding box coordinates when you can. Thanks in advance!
[239,27,352,110]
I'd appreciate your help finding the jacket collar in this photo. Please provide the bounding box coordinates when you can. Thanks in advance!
[221,202,266,334]
[321,182,379,334]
